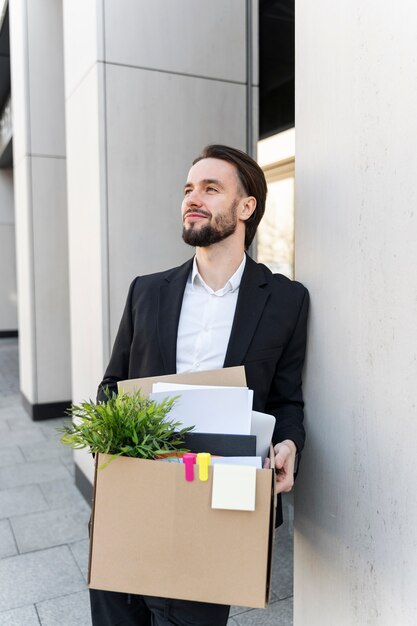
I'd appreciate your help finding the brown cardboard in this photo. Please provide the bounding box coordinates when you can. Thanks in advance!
[88,452,275,608]
[88,367,276,608]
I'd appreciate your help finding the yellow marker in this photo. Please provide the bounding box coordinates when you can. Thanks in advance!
[197,453,211,482]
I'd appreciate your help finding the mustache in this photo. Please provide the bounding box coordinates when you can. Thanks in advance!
[183,209,211,219]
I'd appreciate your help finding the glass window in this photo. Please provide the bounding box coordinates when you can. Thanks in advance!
[256,129,295,279]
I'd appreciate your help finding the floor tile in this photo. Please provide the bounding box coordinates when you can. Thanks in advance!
[0,445,26,468]
[69,539,90,581]
[233,597,292,625]
[0,485,48,520]
[6,417,41,432]
[0,604,40,625]
[36,590,92,626]
[39,477,90,509]
[0,519,18,558]
[64,462,75,478]
[229,605,255,618]
[40,418,72,440]
[0,422,10,437]
[0,545,86,611]
[0,395,22,410]
[0,405,26,416]
[11,504,91,553]
[229,590,278,616]
[271,525,294,600]
[0,429,46,449]
[0,459,71,489]
[19,438,73,463]
[60,452,75,467]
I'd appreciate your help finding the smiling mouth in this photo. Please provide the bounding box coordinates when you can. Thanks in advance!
[184,211,210,221]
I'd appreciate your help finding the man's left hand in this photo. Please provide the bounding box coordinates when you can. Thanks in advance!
[263,439,297,494]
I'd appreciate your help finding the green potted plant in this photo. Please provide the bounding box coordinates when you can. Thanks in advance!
[59,389,194,468]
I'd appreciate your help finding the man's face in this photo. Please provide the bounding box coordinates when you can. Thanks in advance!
[181,158,243,247]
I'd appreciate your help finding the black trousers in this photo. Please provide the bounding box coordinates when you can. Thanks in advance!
[89,589,231,626]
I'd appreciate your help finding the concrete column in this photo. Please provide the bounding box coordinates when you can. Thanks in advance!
[0,169,17,334]
[63,0,258,493]
[9,0,71,418]
[295,2,417,623]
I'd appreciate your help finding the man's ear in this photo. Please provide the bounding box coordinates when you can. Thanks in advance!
[239,196,257,221]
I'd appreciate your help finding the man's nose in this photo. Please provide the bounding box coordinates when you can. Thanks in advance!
[184,189,203,207]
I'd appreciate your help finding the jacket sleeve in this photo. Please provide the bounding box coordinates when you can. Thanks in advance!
[96,278,138,402]
[266,286,309,452]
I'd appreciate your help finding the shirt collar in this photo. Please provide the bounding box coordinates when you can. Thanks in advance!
[190,255,246,295]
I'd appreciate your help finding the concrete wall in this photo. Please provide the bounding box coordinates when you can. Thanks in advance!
[63,0,258,485]
[9,0,71,414]
[294,2,417,623]
[0,169,17,331]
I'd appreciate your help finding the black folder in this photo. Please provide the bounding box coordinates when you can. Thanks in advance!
[183,432,256,456]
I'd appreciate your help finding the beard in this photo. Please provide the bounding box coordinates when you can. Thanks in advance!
[182,199,239,247]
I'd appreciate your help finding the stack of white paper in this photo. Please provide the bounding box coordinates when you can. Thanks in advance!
[149,382,276,457]
[149,383,253,435]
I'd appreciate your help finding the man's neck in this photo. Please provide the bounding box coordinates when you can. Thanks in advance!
[195,243,246,292]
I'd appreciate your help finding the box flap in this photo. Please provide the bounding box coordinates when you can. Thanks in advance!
[118,366,247,396]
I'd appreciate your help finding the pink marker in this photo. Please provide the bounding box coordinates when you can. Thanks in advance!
[183,453,197,481]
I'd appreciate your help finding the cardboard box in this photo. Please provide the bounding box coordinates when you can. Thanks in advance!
[88,367,276,608]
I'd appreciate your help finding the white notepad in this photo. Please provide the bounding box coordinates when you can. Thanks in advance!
[211,464,257,511]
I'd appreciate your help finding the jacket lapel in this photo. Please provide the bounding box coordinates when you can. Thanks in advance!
[157,258,193,374]
[224,255,270,367]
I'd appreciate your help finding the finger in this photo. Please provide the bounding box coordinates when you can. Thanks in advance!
[274,449,290,470]
[274,443,294,470]
[275,473,294,494]
[276,458,295,479]
[263,457,271,469]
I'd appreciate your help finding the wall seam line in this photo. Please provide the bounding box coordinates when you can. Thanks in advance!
[102,2,111,365]
[24,0,38,404]
[246,0,254,156]
[28,153,66,160]
[65,61,258,107]
[65,60,102,102]
[103,60,248,86]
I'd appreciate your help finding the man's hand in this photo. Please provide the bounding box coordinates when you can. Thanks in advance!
[263,439,297,494]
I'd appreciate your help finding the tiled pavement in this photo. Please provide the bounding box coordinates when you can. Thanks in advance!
[0,338,294,625]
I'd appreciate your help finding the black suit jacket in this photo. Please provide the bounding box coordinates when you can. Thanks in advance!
[99,254,309,452]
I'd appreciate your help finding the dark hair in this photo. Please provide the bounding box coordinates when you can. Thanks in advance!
[193,145,267,249]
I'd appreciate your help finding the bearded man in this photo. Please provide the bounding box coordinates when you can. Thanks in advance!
[90,144,309,626]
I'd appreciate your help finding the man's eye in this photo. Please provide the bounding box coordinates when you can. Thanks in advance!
[184,189,192,195]
[207,187,218,192]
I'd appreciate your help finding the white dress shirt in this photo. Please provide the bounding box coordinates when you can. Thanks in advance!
[176,256,246,373]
